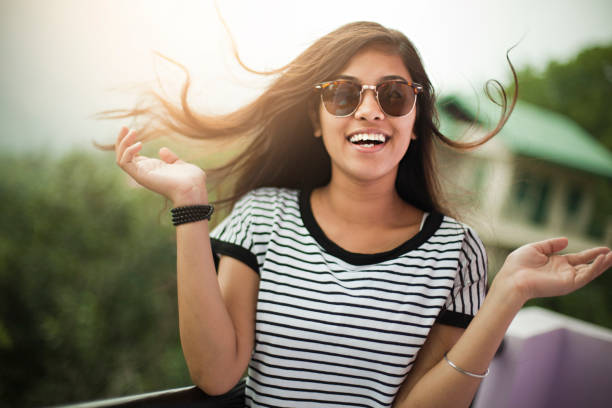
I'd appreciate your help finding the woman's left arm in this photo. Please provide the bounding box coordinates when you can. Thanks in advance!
[393,238,612,408]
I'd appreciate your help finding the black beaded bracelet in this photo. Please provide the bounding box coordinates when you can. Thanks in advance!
[170,204,214,226]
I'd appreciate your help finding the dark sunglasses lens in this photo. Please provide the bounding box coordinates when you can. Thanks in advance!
[322,82,360,116]
[377,82,415,116]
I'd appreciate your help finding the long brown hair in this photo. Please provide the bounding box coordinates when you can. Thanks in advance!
[100,21,517,216]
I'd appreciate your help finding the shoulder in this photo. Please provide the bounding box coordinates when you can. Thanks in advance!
[211,188,300,270]
[437,216,487,276]
[236,187,299,209]
[226,187,301,228]
[437,215,484,245]
[431,215,487,264]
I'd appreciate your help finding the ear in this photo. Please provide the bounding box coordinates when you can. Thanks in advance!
[411,132,417,140]
[308,103,322,138]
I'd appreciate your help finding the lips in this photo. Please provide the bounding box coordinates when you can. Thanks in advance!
[346,130,390,149]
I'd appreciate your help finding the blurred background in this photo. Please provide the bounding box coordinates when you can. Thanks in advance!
[1,0,611,406]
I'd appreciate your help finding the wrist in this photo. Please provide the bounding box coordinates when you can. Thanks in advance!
[172,185,209,207]
[487,275,527,314]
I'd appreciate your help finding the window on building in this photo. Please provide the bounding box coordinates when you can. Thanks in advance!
[507,169,552,226]
[531,179,551,225]
[565,185,583,217]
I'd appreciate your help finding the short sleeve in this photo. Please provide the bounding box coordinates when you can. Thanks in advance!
[436,226,488,328]
[210,192,261,275]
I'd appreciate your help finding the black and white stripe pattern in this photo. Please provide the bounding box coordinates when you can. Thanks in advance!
[211,188,487,407]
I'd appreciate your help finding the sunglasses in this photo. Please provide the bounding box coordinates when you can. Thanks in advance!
[314,79,424,117]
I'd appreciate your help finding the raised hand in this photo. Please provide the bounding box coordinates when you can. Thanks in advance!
[495,237,612,303]
[115,127,208,205]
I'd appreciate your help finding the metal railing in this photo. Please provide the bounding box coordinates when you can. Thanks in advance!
[56,379,245,408]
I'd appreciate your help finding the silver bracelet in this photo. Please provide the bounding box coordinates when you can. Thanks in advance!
[444,353,490,379]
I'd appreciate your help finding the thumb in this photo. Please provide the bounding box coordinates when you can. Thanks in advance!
[159,147,181,164]
[531,237,569,255]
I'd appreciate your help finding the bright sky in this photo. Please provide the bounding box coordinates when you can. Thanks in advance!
[1,0,611,152]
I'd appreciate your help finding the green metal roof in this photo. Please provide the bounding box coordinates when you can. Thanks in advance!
[438,95,612,179]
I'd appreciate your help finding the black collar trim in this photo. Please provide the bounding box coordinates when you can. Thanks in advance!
[299,189,444,266]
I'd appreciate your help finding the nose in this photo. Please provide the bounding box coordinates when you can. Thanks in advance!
[354,86,384,121]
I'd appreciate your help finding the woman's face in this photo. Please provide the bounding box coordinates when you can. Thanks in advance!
[316,47,417,187]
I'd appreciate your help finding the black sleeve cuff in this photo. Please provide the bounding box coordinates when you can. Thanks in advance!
[210,238,260,275]
[436,310,473,328]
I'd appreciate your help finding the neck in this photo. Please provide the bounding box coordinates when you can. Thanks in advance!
[315,171,415,227]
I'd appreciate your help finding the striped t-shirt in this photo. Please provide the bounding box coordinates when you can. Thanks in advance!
[210,187,487,407]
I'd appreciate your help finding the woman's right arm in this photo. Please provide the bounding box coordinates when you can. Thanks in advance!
[115,127,258,395]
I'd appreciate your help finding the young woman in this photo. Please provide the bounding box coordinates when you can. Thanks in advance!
[112,22,611,407]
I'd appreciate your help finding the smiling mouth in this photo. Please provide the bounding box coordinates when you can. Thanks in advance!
[347,133,388,147]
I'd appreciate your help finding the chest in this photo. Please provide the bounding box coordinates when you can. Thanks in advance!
[255,234,460,361]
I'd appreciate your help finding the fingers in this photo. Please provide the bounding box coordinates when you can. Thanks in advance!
[573,251,612,289]
[116,127,140,167]
[115,126,131,162]
[589,251,612,275]
[120,140,143,168]
[603,252,612,272]
[531,237,569,255]
[116,126,129,146]
[159,147,180,164]
[566,247,611,266]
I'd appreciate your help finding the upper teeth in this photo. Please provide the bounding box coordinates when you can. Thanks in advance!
[349,133,386,143]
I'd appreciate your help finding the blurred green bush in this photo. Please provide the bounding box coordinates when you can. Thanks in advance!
[0,151,190,407]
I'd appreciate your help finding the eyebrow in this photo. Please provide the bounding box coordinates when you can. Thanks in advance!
[335,74,409,83]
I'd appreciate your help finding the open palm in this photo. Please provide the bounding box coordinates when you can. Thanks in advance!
[499,237,612,301]
[115,127,207,203]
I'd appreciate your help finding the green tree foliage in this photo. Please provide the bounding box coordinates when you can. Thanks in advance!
[515,44,612,328]
[0,152,191,407]
[516,44,612,150]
